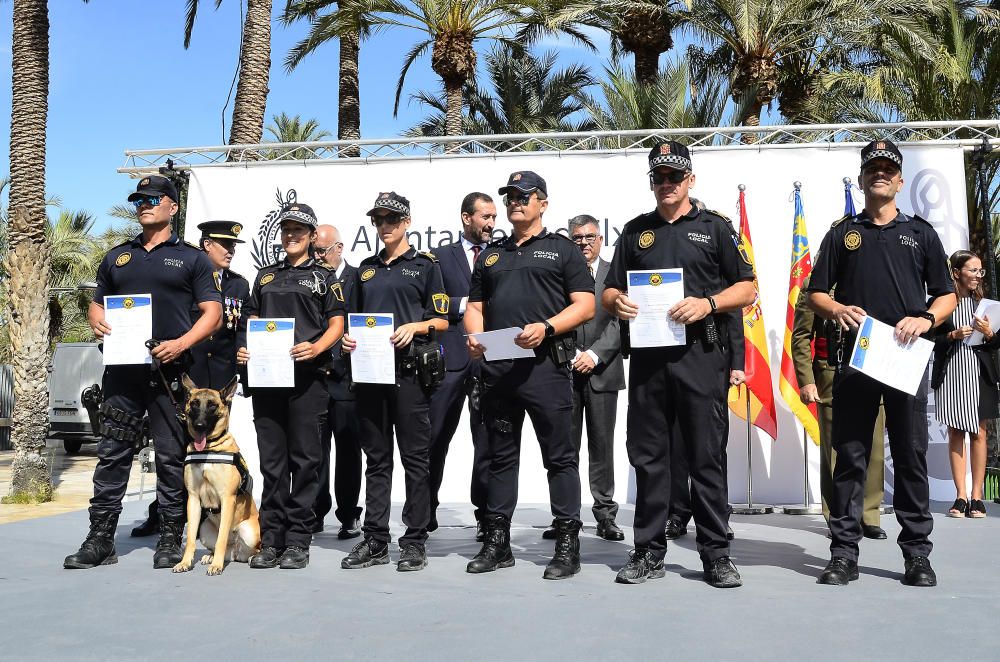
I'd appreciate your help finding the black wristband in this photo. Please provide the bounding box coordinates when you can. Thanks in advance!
[917,311,935,326]
[543,320,556,337]
[707,296,718,313]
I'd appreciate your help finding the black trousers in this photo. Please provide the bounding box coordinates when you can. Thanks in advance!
[90,365,187,519]
[356,372,432,546]
[628,344,730,562]
[315,389,363,526]
[668,420,731,526]
[252,371,328,549]
[481,354,581,522]
[830,369,932,562]
[571,373,619,521]
[428,362,490,522]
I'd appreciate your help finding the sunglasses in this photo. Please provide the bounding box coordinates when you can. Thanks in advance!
[571,233,599,244]
[315,242,344,255]
[371,214,405,227]
[503,192,534,207]
[649,170,689,185]
[131,195,162,209]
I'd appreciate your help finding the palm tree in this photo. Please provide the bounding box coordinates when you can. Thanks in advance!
[282,1,365,158]
[264,112,333,159]
[407,46,594,141]
[183,0,272,150]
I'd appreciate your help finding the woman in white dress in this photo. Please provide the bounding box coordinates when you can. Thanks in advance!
[931,251,998,518]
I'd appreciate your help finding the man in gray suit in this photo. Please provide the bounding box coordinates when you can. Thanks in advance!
[552,215,626,540]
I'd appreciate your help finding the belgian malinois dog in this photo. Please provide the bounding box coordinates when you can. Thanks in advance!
[172,375,260,576]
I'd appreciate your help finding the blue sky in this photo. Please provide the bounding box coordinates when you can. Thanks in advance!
[0,2,703,232]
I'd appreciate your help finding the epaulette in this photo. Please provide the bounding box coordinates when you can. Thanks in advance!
[316,262,336,271]
[704,209,732,223]
[552,232,575,243]
[227,269,246,281]
[830,214,851,228]
[421,251,439,262]
[911,214,934,228]
[183,240,201,250]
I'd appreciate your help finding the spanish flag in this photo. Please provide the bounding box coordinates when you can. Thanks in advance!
[778,189,820,444]
[728,189,777,440]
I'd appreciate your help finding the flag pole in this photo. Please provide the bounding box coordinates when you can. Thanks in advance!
[731,386,773,515]
[782,426,822,515]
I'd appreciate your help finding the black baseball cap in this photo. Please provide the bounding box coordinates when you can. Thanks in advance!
[198,220,245,243]
[366,191,411,217]
[498,171,547,196]
[127,175,179,202]
[277,203,319,229]
[860,139,903,170]
[647,141,692,172]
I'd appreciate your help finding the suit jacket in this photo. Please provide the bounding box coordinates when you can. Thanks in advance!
[436,240,476,372]
[576,258,625,392]
[327,262,358,400]
[931,309,1000,390]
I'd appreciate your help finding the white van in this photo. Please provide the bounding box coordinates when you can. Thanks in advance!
[47,342,104,453]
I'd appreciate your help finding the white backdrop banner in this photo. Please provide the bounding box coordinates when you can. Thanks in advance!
[185,144,969,507]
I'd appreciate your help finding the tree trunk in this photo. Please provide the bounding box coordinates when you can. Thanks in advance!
[444,78,464,138]
[634,49,660,87]
[338,30,361,158]
[227,0,271,157]
[741,107,762,145]
[6,0,52,502]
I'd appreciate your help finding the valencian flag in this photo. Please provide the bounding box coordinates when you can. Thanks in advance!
[778,188,820,444]
[728,188,777,440]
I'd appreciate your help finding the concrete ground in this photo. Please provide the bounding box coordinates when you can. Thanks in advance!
[1,496,998,661]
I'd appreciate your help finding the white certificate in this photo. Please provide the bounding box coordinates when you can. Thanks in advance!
[247,318,295,388]
[967,298,1000,346]
[102,294,153,365]
[848,316,933,396]
[627,269,686,348]
[468,327,536,362]
[349,313,396,385]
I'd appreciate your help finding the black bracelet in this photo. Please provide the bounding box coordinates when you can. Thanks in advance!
[917,311,935,326]
[707,296,718,312]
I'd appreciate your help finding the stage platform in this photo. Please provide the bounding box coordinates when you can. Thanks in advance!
[2,501,997,661]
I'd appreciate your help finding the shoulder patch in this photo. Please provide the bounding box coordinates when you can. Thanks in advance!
[360,267,376,282]
[432,293,450,314]
[115,252,132,267]
[259,273,275,286]
[484,253,500,267]
[830,214,851,228]
[421,251,439,262]
[331,281,345,303]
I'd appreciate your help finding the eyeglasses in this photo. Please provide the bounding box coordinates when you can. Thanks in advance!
[571,233,600,244]
[315,242,343,255]
[503,192,533,207]
[649,170,689,185]
[962,267,986,277]
[131,195,162,209]
[371,214,405,227]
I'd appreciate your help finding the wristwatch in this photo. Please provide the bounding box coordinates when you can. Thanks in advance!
[543,320,556,337]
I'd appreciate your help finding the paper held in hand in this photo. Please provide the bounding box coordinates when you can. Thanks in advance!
[247,318,295,388]
[627,269,686,348]
[848,316,933,396]
[102,294,153,365]
[467,327,536,362]
[966,298,1000,346]
[349,313,396,384]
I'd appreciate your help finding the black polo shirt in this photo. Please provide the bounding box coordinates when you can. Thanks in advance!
[246,257,346,345]
[469,228,593,330]
[807,211,953,326]
[95,233,221,341]
[348,248,449,326]
[605,207,754,296]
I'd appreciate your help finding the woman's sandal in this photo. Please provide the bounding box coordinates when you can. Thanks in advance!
[948,498,968,518]
[968,499,987,518]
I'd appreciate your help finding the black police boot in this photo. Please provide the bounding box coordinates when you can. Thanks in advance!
[542,518,558,540]
[702,556,743,588]
[337,518,362,540]
[664,517,688,540]
[466,514,514,574]
[902,556,937,587]
[279,546,310,570]
[152,515,184,569]
[543,518,582,580]
[817,557,859,585]
[397,543,428,572]
[596,517,625,541]
[250,546,284,569]
[615,548,665,584]
[341,538,390,569]
[475,519,486,543]
[64,512,119,569]
[130,500,159,538]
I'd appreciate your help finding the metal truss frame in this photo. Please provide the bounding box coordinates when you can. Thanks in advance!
[118,120,1000,176]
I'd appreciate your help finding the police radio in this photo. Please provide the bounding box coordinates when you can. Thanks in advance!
[411,327,445,389]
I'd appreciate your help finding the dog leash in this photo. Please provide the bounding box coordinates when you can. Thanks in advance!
[145,339,188,424]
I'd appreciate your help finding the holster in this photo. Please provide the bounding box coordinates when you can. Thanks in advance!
[409,328,445,389]
[547,333,577,366]
[824,320,847,373]
[467,375,484,425]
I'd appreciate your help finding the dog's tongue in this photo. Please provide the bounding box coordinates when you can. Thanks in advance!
[193,432,207,452]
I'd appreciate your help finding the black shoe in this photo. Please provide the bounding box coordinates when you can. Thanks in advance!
[64,512,119,569]
[279,546,310,569]
[664,518,688,540]
[337,518,362,540]
[862,524,887,540]
[397,543,428,572]
[130,501,159,538]
[596,518,625,541]
[542,519,557,540]
[341,538,390,569]
[249,545,284,569]
[152,515,184,569]
[467,514,515,573]
[543,519,581,580]
[475,520,485,543]
[903,556,937,587]
[817,557,859,585]
[726,523,735,541]
[703,556,742,588]
[614,548,665,584]
[311,520,325,534]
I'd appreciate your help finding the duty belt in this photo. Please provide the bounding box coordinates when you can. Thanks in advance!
[183,451,253,505]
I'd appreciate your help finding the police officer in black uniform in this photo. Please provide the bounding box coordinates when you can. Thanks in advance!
[808,140,955,586]
[340,192,449,573]
[64,175,222,570]
[464,171,595,580]
[130,220,250,538]
[603,142,755,587]
[238,203,346,570]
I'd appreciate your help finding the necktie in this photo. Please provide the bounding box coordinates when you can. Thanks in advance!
[588,263,594,278]
[472,245,482,262]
